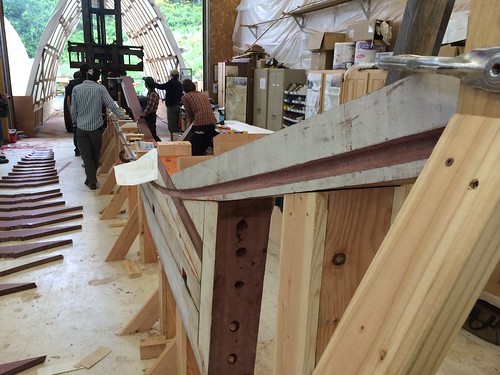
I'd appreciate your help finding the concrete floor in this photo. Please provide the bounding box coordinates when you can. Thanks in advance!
[0,103,278,374]
[0,100,498,375]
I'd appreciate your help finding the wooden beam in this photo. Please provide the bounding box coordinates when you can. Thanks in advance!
[386,0,455,85]
[166,74,459,200]
[100,186,128,220]
[274,193,328,375]
[0,282,37,296]
[105,205,139,261]
[207,199,273,375]
[315,188,394,363]
[313,113,500,374]
[0,254,63,277]
[0,355,46,375]
[0,240,72,258]
[119,288,159,335]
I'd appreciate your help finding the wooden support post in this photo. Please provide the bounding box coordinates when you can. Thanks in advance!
[206,199,273,375]
[100,186,128,220]
[140,207,157,263]
[105,205,139,262]
[127,185,138,214]
[99,165,118,195]
[98,142,118,175]
[119,288,159,335]
[159,262,176,339]
[315,188,395,363]
[274,193,328,375]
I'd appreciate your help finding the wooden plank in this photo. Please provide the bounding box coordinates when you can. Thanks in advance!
[0,205,82,221]
[105,205,139,262]
[0,282,37,296]
[0,254,63,277]
[140,185,201,370]
[177,155,213,171]
[386,0,455,85]
[0,225,81,243]
[0,188,60,199]
[140,336,168,360]
[313,114,500,374]
[315,188,394,363]
[208,199,273,375]
[122,259,141,278]
[119,289,160,335]
[169,74,459,200]
[274,193,328,375]
[145,340,177,375]
[176,306,188,375]
[99,164,118,195]
[0,240,73,258]
[0,355,46,375]
[0,213,82,231]
[456,0,500,118]
[390,184,414,224]
[159,262,176,339]
[73,347,111,369]
[0,179,59,189]
[100,186,128,220]
[0,201,65,212]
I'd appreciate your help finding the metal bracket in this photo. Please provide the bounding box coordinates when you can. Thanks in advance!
[379,47,500,92]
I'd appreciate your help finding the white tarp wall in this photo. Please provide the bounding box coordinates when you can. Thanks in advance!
[232,0,471,69]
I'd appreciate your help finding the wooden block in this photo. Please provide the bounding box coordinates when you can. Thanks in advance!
[177,155,213,171]
[157,141,192,156]
[109,220,128,228]
[123,259,141,278]
[119,122,139,132]
[0,355,46,375]
[213,133,268,155]
[125,133,145,142]
[73,346,111,369]
[140,336,168,360]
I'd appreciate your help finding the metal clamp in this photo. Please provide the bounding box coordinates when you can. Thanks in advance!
[379,47,500,92]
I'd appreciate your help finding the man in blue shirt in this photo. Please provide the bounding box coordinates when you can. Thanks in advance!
[154,69,183,140]
[71,67,126,190]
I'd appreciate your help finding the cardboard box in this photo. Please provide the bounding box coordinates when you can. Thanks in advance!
[156,141,192,156]
[307,32,345,51]
[345,19,392,46]
[310,50,334,70]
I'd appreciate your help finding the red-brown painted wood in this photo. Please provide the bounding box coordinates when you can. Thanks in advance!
[0,225,82,243]
[0,255,64,277]
[0,201,65,212]
[0,213,83,231]
[0,282,37,296]
[0,355,46,375]
[0,240,73,258]
[0,189,60,199]
[0,205,83,220]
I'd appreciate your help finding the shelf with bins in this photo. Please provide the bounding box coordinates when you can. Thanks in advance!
[283,85,307,127]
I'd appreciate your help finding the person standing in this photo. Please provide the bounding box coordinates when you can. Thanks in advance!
[65,63,89,156]
[71,66,126,190]
[154,69,183,140]
[181,79,217,156]
[139,77,161,142]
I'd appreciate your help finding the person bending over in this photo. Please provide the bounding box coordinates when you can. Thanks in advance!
[181,79,217,156]
[71,67,126,190]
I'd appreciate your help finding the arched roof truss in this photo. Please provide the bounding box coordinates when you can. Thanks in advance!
[27,0,185,120]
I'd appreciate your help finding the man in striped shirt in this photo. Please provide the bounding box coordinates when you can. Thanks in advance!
[139,77,161,142]
[71,67,126,190]
[181,79,217,155]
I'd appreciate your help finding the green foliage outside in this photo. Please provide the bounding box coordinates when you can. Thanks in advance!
[3,0,203,85]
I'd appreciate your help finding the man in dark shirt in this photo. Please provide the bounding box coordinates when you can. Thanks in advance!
[154,69,183,140]
[65,63,89,156]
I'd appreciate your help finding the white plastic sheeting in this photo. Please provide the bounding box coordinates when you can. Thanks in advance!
[233,0,471,69]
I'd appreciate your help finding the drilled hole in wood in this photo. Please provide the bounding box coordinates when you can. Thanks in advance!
[181,268,187,283]
[491,62,500,77]
[152,204,155,214]
[469,179,479,190]
[234,280,245,289]
[229,321,240,332]
[445,158,454,166]
[227,353,237,364]
[236,219,248,241]
[235,247,247,257]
